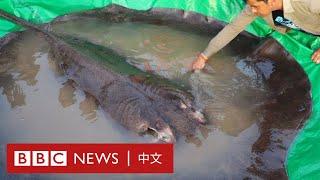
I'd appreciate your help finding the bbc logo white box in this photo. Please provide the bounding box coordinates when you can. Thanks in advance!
[51,151,67,166]
[14,151,31,166]
[32,151,49,166]
[14,151,67,166]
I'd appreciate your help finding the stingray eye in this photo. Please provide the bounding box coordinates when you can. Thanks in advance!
[138,123,149,133]
[179,102,187,109]
[160,134,170,142]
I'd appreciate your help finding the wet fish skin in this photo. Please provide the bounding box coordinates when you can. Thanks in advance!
[0,10,204,142]
[51,35,203,142]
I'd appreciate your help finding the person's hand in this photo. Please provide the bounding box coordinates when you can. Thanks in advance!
[312,48,320,64]
[191,53,208,71]
[144,61,153,72]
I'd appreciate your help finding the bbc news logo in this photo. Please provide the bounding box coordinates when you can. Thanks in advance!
[14,151,67,167]
[7,144,173,173]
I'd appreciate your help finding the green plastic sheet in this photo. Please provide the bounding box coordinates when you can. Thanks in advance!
[1,0,320,179]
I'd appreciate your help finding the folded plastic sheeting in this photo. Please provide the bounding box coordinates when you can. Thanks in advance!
[0,0,320,179]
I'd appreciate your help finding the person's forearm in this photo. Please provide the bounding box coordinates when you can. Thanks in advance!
[202,5,256,58]
[202,25,245,58]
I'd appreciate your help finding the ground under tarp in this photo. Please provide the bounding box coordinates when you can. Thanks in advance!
[1,0,320,179]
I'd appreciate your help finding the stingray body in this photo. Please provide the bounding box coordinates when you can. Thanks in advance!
[53,34,205,142]
[0,10,205,143]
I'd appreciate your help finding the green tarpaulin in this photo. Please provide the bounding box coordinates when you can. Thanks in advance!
[1,0,320,179]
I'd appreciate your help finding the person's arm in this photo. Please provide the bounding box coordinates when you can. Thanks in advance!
[309,0,320,63]
[192,5,256,70]
[203,5,256,58]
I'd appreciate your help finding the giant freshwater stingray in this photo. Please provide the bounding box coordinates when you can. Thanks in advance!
[71,6,312,178]
[0,7,313,178]
[0,10,206,143]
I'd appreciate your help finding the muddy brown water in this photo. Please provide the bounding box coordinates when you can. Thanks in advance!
[0,18,310,179]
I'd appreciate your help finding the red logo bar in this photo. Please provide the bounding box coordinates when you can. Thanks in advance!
[7,144,173,173]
